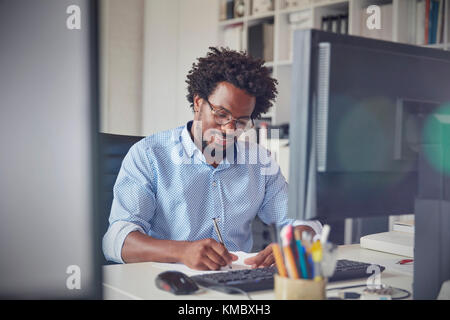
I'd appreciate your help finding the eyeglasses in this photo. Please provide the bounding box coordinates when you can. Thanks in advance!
[206,99,254,131]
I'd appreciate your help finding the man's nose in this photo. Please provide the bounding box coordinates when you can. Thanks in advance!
[221,121,237,132]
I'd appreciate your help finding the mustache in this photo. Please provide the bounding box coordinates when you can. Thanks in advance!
[203,129,238,141]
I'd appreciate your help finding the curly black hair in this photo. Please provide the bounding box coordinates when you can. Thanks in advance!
[186,47,278,119]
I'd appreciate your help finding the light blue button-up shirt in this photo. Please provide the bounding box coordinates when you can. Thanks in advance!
[103,121,322,263]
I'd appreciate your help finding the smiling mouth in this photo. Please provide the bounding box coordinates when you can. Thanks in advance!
[213,135,234,146]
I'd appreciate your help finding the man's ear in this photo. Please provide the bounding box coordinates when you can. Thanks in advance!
[193,94,203,113]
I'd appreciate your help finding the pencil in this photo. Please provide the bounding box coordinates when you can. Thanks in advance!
[283,246,300,279]
[280,225,300,279]
[269,224,288,277]
[271,243,288,277]
[212,218,232,269]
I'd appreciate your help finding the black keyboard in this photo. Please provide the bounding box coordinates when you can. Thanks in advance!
[190,259,385,293]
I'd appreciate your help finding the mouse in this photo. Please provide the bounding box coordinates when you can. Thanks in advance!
[155,271,199,295]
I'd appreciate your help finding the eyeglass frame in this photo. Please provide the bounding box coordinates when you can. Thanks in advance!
[205,99,254,131]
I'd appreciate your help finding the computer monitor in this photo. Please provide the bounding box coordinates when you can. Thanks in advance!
[288,29,450,299]
[0,0,102,298]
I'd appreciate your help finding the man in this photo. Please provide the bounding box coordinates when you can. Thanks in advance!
[103,47,322,270]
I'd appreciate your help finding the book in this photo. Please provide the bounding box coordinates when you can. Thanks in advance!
[416,0,445,45]
[416,0,426,45]
[320,14,348,35]
[437,0,443,43]
[263,22,274,62]
[223,24,243,51]
[430,0,439,44]
[425,0,430,44]
[252,0,274,15]
[248,23,264,59]
[227,0,235,20]
[322,15,333,32]
[331,16,338,33]
[439,0,446,43]
[220,0,227,21]
[339,14,348,34]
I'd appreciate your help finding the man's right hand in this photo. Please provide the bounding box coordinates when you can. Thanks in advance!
[180,238,238,270]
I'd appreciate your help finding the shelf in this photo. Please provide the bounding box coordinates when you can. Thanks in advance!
[278,4,312,15]
[421,43,450,49]
[247,11,275,21]
[263,60,292,68]
[219,16,245,27]
[312,0,349,9]
[219,12,275,26]
[217,0,450,125]
[276,59,293,67]
[278,0,349,13]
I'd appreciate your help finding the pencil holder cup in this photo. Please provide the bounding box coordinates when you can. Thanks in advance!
[274,274,326,300]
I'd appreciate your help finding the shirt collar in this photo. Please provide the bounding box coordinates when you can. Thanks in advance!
[180,120,238,163]
[181,121,197,158]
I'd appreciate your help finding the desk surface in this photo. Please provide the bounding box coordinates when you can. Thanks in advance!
[102,244,413,300]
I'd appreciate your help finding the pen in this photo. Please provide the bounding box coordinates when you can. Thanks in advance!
[294,229,309,279]
[212,218,231,269]
[301,231,314,278]
[280,225,300,279]
[311,240,323,282]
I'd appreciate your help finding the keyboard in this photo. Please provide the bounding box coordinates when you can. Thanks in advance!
[190,259,385,293]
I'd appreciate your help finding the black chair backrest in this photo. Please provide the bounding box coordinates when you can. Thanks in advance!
[99,133,144,264]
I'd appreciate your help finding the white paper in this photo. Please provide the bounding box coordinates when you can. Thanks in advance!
[150,251,258,276]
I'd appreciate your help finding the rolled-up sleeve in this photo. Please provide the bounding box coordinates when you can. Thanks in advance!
[102,221,145,263]
[102,142,157,263]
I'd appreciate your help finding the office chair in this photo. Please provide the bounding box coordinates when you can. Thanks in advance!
[99,133,144,264]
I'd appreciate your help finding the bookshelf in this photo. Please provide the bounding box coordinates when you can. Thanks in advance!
[217,0,450,125]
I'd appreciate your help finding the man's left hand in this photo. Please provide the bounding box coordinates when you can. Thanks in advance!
[243,225,316,268]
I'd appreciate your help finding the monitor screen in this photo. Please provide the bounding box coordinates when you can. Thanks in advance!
[288,29,450,221]
[288,29,450,300]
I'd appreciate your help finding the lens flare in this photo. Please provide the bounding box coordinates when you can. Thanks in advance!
[422,103,450,175]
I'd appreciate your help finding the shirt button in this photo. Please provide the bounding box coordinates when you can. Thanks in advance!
[212,181,217,187]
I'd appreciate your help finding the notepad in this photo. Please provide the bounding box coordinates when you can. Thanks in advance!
[150,251,258,276]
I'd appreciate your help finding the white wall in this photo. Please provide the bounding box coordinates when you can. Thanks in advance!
[101,0,219,136]
[100,0,145,135]
[141,0,219,135]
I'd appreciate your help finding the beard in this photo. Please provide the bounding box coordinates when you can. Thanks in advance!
[202,136,236,164]
[191,120,238,165]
